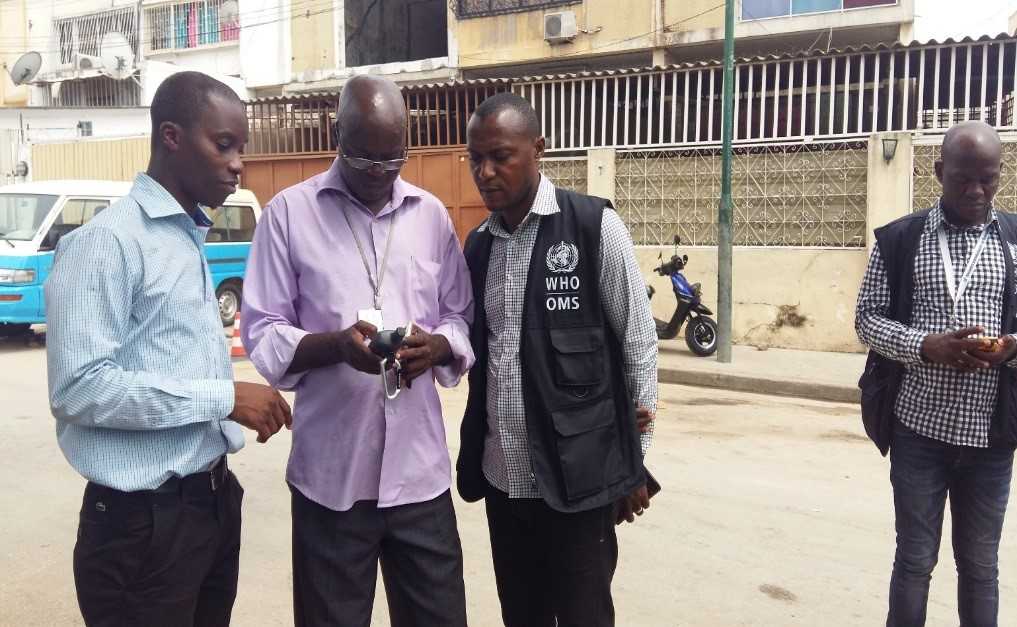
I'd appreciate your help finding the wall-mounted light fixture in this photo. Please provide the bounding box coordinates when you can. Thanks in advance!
[882,137,898,163]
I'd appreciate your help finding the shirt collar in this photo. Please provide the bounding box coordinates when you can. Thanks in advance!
[927,198,999,234]
[130,172,215,227]
[317,156,421,217]
[479,175,558,237]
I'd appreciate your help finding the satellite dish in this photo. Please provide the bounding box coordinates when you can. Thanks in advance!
[8,51,41,85]
[221,0,239,23]
[99,32,135,80]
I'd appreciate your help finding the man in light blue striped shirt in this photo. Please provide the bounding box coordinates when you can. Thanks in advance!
[45,71,291,627]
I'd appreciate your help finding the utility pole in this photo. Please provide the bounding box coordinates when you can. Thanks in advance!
[717,0,735,363]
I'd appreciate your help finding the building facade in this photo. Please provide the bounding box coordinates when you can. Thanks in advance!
[0,0,253,182]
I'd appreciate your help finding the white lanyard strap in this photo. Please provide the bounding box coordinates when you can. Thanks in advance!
[342,208,396,310]
[937,224,991,315]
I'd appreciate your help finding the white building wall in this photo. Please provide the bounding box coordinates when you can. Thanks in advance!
[25,0,138,77]
[0,108,149,143]
[240,0,292,89]
[144,45,242,78]
[141,60,249,106]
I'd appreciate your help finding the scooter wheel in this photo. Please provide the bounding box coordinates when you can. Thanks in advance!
[685,316,718,356]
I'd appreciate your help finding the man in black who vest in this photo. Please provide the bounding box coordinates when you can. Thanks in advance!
[856,121,1017,627]
[456,93,658,627]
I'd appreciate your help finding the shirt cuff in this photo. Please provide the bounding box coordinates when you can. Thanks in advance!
[1005,335,1017,369]
[640,431,652,457]
[249,324,311,391]
[431,323,475,388]
[190,379,235,422]
[901,330,927,365]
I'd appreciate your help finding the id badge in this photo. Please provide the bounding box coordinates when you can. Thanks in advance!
[357,308,384,329]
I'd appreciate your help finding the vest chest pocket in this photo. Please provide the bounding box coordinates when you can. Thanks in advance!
[549,327,605,391]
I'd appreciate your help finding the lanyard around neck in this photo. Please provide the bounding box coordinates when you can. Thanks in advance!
[341,208,396,310]
[937,223,991,322]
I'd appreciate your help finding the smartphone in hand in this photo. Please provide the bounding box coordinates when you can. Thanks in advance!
[645,467,662,498]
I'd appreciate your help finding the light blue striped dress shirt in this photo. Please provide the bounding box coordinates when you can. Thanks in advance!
[46,173,241,492]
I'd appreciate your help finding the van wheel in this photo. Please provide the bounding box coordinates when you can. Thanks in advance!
[0,323,32,337]
[216,282,242,327]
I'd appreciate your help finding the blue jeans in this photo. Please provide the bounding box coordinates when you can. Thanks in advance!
[887,421,1014,627]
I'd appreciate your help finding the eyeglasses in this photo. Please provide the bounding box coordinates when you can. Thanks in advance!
[341,153,408,172]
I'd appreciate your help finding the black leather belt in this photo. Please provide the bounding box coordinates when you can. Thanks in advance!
[152,456,228,495]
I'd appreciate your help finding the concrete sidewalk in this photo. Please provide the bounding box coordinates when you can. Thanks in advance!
[222,321,866,405]
[657,342,865,404]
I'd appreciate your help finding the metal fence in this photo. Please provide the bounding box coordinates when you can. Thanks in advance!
[913,140,1017,212]
[515,35,1017,153]
[541,156,588,194]
[145,0,240,53]
[245,82,513,155]
[55,5,140,65]
[33,76,141,108]
[615,140,868,247]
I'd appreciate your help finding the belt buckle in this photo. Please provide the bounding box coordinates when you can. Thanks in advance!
[209,457,224,492]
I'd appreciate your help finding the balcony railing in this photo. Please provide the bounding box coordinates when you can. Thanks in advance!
[145,0,240,53]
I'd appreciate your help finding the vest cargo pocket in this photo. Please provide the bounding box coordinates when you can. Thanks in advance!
[551,397,622,501]
[549,327,605,387]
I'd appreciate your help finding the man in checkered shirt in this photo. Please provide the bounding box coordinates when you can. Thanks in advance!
[856,121,1017,627]
[455,93,657,627]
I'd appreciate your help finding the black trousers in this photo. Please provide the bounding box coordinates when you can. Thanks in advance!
[73,464,243,627]
[291,485,468,627]
[484,484,618,627]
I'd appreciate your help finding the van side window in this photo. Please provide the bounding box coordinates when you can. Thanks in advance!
[54,198,110,227]
[43,198,110,248]
[207,205,256,243]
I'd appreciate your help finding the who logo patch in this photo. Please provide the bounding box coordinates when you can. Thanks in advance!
[546,241,579,274]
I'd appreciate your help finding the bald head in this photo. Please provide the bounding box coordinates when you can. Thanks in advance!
[941,121,1002,165]
[936,121,1003,226]
[336,75,406,141]
[334,75,408,211]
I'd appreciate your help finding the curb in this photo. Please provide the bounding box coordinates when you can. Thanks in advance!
[658,367,860,404]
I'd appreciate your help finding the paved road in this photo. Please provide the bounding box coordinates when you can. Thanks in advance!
[1,335,1014,626]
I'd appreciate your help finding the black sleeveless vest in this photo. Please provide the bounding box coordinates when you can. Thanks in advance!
[859,208,1017,454]
[457,188,644,513]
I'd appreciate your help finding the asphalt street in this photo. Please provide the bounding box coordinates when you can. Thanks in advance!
[1,334,1014,626]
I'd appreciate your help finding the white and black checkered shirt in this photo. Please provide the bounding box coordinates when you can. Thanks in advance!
[856,201,1017,448]
[480,175,658,498]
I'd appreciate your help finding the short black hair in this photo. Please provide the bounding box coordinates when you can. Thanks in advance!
[150,71,242,134]
[473,92,541,138]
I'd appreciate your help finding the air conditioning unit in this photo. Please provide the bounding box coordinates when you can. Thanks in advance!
[73,53,104,71]
[544,11,578,45]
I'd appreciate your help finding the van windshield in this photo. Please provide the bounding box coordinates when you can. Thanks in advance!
[0,194,59,241]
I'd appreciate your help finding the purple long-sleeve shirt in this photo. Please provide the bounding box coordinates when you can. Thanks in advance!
[241,160,474,511]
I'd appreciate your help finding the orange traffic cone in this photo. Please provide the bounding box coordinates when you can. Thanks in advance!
[231,311,246,359]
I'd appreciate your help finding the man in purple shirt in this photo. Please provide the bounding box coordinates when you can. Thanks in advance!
[240,76,473,627]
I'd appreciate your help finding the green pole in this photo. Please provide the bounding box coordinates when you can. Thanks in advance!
[717,0,735,363]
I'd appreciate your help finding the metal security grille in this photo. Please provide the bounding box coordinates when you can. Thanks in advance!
[541,157,587,194]
[455,0,580,19]
[248,97,338,155]
[245,82,513,155]
[516,35,1017,153]
[405,83,513,147]
[615,141,868,247]
[55,5,140,65]
[145,0,241,53]
[913,141,1017,212]
[34,76,141,107]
